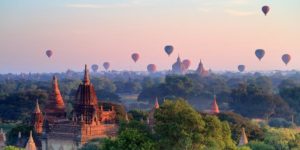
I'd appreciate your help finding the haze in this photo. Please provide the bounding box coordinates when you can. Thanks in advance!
[0,0,299,73]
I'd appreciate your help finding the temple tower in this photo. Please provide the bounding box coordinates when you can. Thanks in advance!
[172,55,185,74]
[210,95,220,114]
[44,76,66,122]
[73,65,100,124]
[238,127,248,146]
[32,100,44,134]
[0,128,6,148]
[25,131,37,150]
[196,60,209,77]
[148,97,160,129]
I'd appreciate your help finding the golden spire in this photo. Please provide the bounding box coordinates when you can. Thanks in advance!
[210,95,220,114]
[52,76,65,108]
[25,131,37,150]
[238,127,248,146]
[34,99,41,113]
[154,97,160,109]
[83,64,90,85]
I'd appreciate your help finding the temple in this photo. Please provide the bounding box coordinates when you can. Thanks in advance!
[210,95,220,114]
[28,65,119,150]
[172,55,185,74]
[238,127,248,146]
[148,97,160,130]
[25,131,37,150]
[195,60,209,77]
[0,128,6,149]
[44,76,66,122]
[32,100,44,135]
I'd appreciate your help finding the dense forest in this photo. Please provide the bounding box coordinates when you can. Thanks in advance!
[1,71,300,150]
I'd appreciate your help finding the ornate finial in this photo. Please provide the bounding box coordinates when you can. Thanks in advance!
[83,64,90,84]
[35,99,41,113]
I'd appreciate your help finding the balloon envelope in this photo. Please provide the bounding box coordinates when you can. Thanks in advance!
[147,64,157,73]
[255,49,265,61]
[46,50,53,58]
[182,59,191,70]
[103,62,110,70]
[282,54,291,65]
[262,6,270,16]
[131,53,140,63]
[91,64,99,72]
[238,65,245,72]
[164,45,174,56]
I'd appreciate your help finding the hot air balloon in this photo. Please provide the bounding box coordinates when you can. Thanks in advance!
[103,62,110,70]
[182,59,191,70]
[164,45,174,56]
[131,53,140,63]
[282,54,291,66]
[262,6,270,16]
[46,50,53,58]
[91,64,99,73]
[255,49,265,61]
[147,64,157,73]
[238,65,245,72]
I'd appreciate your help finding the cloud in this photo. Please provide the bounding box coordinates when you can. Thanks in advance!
[225,9,256,16]
[65,3,131,9]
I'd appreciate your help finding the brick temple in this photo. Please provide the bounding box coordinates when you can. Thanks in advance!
[31,65,118,150]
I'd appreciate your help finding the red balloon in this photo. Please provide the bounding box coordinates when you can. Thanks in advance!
[46,50,53,58]
[131,53,140,63]
[103,62,110,70]
[262,6,270,16]
[147,64,157,73]
[182,59,191,70]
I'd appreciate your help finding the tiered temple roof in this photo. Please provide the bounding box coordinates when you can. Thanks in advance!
[196,60,209,77]
[172,55,185,74]
[73,65,100,124]
[210,95,220,114]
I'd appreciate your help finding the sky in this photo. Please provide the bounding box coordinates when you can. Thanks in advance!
[0,0,299,73]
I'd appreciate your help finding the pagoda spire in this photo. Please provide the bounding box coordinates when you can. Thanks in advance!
[34,100,41,113]
[52,76,64,108]
[238,127,248,146]
[25,131,37,150]
[154,97,159,109]
[210,95,220,114]
[32,100,43,134]
[83,64,90,85]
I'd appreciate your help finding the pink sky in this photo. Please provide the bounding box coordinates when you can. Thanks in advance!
[0,0,299,73]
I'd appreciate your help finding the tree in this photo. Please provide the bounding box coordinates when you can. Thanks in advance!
[202,115,236,150]
[154,100,205,150]
[263,127,299,150]
[217,112,264,142]
[4,146,24,150]
[101,121,155,150]
[248,141,275,150]
[154,100,236,150]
